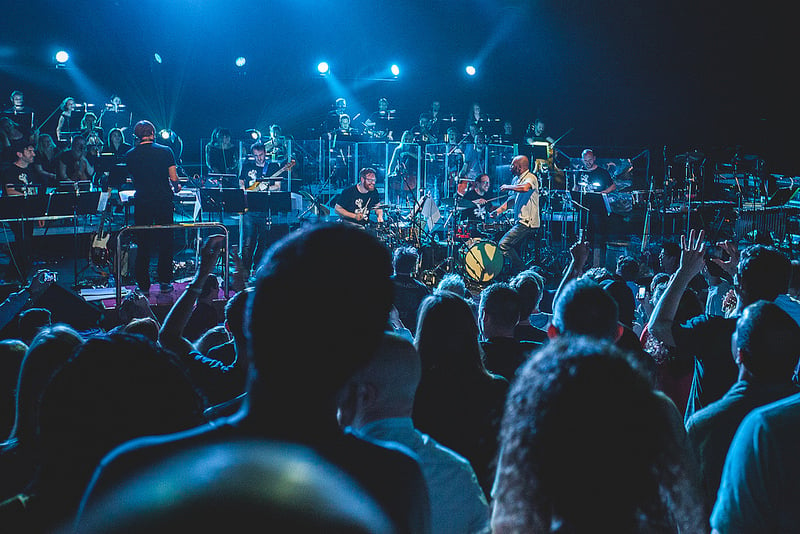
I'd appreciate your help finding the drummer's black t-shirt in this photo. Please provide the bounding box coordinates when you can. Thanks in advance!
[336,184,380,225]
[578,167,613,192]
[461,189,493,222]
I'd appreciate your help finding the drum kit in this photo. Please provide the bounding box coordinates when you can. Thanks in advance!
[365,195,513,285]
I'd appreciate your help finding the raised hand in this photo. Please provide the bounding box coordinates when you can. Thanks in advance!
[678,229,706,277]
[711,239,739,277]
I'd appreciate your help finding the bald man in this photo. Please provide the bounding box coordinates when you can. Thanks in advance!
[337,333,491,534]
[491,154,540,276]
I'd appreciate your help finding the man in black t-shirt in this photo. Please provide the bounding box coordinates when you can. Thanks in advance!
[460,173,494,226]
[575,149,615,194]
[127,120,181,294]
[334,167,384,226]
[1,139,39,280]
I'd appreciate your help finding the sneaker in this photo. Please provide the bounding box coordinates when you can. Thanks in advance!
[135,284,151,295]
[159,283,175,293]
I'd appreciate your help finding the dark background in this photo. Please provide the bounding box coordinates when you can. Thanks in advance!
[2,0,795,177]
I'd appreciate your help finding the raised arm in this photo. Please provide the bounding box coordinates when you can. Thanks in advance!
[159,234,226,355]
[647,229,706,346]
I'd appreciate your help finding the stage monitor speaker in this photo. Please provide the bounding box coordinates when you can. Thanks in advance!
[31,283,104,331]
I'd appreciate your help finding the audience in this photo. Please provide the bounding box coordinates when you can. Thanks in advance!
[8,333,206,532]
[75,225,431,534]
[491,336,706,533]
[413,290,508,498]
[711,391,800,533]
[509,269,549,340]
[0,325,85,512]
[478,282,539,382]
[2,201,800,534]
[339,332,491,534]
[391,246,431,335]
[685,300,800,508]
[648,231,792,420]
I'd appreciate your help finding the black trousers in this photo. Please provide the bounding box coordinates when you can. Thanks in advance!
[133,198,173,289]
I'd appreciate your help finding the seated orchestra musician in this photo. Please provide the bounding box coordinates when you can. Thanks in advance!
[364,97,394,140]
[56,135,94,185]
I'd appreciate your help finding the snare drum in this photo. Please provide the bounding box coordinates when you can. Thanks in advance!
[397,221,420,243]
[459,238,504,283]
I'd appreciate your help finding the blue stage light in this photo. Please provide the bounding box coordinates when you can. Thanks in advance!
[465,65,476,76]
[317,62,330,74]
[235,56,246,68]
[55,50,70,64]
[390,64,400,76]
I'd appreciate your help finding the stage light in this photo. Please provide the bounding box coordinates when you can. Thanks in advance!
[246,129,261,140]
[158,129,183,161]
[317,61,330,75]
[235,56,246,68]
[465,65,476,76]
[154,52,162,64]
[390,64,400,77]
[55,50,70,66]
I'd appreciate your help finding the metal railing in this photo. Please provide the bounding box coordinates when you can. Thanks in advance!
[115,222,229,306]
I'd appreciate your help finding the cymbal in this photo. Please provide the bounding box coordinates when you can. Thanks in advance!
[673,151,704,163]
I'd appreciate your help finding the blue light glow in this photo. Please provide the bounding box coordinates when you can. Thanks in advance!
[390,64,400,76]
[55,50,69,64]
[317,61,330,74]
[465,65,476,76]
[235,56,246,68]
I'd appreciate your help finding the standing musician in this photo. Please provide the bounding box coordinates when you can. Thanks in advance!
[3,90,35,137]
[126,120,182,294]
[388,131,418,206]
[364,97,394,140]
[491,155,540,276]
[410,112,437,144]
[575,148,615,194]
[573,148,615,266]
[334,167,384,226]
[264,124,287,162]
[428,100,442,140]
[239,141,280,191]
[55,97,77,145]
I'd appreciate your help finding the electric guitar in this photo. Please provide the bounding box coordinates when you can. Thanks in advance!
[90,208,112,269]
[246,159,296,191]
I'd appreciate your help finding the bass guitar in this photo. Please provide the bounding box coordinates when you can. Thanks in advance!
[246,159,296,191]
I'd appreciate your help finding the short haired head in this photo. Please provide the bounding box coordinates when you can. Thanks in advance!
[248,223,393,400]
[600,279,636,328]
[18,308,52,344]
[736,245,791,303]
[122,317,160,343]
[339,332,421,429]
[133,120,156,142]
[392,246,419,276]
[615,256,639,281]
[478,283,521,332]
[551,278,620,341]
[358,167,377,182]
[435,273,466,297]
[250,141,266,154]
[510,270,544,316]
[734,300,800,381]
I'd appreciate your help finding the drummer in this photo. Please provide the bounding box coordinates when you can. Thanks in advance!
[459,173,494,229]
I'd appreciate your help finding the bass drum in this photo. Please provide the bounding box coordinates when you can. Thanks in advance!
[460,238,504,283]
